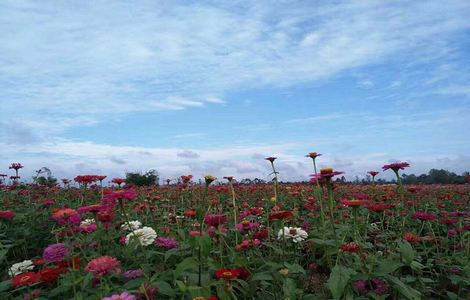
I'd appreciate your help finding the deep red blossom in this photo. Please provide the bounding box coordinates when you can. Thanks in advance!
[0,210,15,219]
[215,268,240,280]
[340,242,361,253]
[11,272,40,288]
[204,214,227,226]
[268,210,293,221]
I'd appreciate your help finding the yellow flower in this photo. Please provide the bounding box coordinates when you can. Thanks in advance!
[278,268,289,277]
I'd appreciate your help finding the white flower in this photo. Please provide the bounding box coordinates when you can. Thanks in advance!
[80,218,95,226]
[277,226,308,243]
[121,220,142,231]
[9,260,34,276]
[125,226,157,246]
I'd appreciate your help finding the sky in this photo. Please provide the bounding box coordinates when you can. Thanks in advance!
[1,0,470,183]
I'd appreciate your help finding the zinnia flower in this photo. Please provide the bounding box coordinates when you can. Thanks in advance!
[43,243,69,263]
[382,162,409,172]
[155,236,178,249]
[121,220,142,231]
[125,227,157,246]
[85,256,121,277]
[268,210,293,221]
[0,210,15,219]
[340,242,361,253]
[204,214,227,226]
[277,227,308,243]
[123,269,145,280]
[413,212,437,221]
[11,272,40,288]
[215,268,240,280]
[9,260,34,276]
[52,208,81,225]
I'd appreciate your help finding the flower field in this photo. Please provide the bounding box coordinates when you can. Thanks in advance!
[1,161,470,300]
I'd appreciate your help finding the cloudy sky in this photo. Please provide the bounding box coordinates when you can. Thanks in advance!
[1,0,469,183]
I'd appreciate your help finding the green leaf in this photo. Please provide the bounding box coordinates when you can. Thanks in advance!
[175,280,187,292]
[156,281,175,297]
[0,280,11,292]
[285,262,306,275]
[385,275,421,300]
[251,272,273,281]
[174,257,198,278]
[326,265,356,300]
[123,278,146,289]
[282,278,297,298]
[375,259,404,276]
[398,240,414,265]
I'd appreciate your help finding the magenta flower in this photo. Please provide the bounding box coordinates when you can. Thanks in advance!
[413,212,437,221]
[235,220,260,231]
[123,269,144,280]
[43,243,69,263]
[382,162,410,172]
[155,237,178,249]
[204,214,227,226]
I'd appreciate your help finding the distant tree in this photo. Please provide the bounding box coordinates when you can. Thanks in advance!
[125,169,159,186]
[33,167,58,187]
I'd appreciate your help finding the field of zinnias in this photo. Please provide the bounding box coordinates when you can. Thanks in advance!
[0,159,469,300]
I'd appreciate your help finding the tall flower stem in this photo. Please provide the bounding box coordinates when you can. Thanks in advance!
[270,162,279,204]
[228,181,239,245]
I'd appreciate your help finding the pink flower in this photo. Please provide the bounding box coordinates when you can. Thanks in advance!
[235,220,260,231]
[85,256,121,278]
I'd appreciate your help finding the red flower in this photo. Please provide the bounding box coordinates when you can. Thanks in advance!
[265,157,277,163]
[215,268,240,280]
[368,171,379,177]
[236,267,251,280]
[403,233,420,243]
[252,229,269,240]
[111,178,126,185]
[268,211,293,221]
[0,210,15,219]
[11,272,40,288]
[305,152,321,159]
[204,214,227,226]
[184,210,196,218]
[340,242,361,253]
[97,210,114,223]
[9,163,24,171]
[39,267,64,284]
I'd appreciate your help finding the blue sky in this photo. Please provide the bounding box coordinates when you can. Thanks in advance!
[1,0,469,182]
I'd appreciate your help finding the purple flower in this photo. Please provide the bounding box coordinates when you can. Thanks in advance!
[102,292,135,300]
[43,243,69,263]
[123,269,144,280]
[354,278,389,295]
[155,236,178,249]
